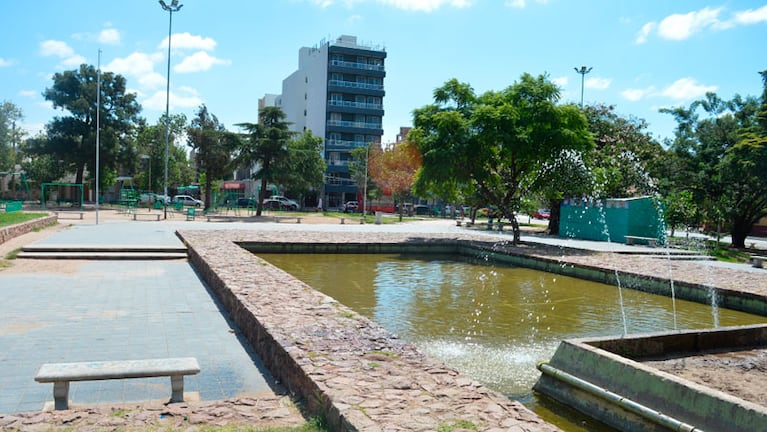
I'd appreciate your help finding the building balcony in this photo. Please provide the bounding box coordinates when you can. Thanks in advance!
[327,119,382,130]
[328,100,382,110]
[328,80,384,91]
[326,139,368,150]
[329,59,384,72]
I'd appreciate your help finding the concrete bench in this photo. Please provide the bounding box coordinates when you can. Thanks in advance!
[132,212,161,221]
[55,211,85,220]
[751,255,767,269]
[35,357,200,410]
[625,235,658,247]
[206,214,236,222]
[275,216,302,224]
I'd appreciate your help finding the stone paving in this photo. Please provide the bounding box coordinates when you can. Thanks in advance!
[1,210,765,431]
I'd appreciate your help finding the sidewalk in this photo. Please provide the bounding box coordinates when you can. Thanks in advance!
[0,212,278,414]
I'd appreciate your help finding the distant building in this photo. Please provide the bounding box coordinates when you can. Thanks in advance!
[263,35,386,209]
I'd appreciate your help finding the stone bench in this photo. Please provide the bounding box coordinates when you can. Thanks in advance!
[35,357,200,410]
[55,211,85,220]
[275,216,302,224]
[751,255,767,269]
[132,212,161,221]
[625,235,658,247]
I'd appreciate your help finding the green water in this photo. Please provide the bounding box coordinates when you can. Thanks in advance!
[258,252,766,431]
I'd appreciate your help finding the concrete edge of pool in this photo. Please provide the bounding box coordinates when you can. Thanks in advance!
[177,229,767,431]
[534,325,767,432]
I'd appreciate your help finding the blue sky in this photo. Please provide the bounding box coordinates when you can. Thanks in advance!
[2,0,766,145]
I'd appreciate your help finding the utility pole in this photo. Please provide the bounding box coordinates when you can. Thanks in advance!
[159,0,183,219]
[574,66,592,109]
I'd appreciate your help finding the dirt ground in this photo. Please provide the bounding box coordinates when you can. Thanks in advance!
[643,348,767,407]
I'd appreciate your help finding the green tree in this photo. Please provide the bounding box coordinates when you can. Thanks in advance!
[0,101,24,171]
[134,114,190,194]
[662,74,767,248]
[233,106,293,216]
[411,75,592,242]
[186,105,234,210]
[33,64,141,191]
[273,130,325,206]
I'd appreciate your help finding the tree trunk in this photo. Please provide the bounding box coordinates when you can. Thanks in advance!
[509,215,521,244]
[548,198,562,235]
[256,176,267,217]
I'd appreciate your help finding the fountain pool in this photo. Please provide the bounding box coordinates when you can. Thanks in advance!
[257,252,765,430]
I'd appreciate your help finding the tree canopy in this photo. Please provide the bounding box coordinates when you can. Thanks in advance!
[233,106,294,216]
[0,101,24,171]
[187,105,235,210]
[31,64,142,190]
[661,72,767,248]
[368,141,421,221]
[411,74,592,242]
[272,130,325,204]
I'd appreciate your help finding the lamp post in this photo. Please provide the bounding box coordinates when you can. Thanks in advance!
[159,0,183,219]
[574,65,592,109]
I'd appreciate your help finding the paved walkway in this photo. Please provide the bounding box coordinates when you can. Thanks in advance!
[0,214,278,414]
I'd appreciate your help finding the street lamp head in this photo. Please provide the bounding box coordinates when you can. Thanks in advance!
[159,0,183,12]
[575,66,593,74]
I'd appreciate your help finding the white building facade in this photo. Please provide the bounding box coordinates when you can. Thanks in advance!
[264,35,386,210]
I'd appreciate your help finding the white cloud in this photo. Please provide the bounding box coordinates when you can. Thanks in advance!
[40,39,86,68]
[730,4,767,26]
[621,87,653,102]
[139,72,167,89]
[174,51,231,73]
[105,52,156,76]
[551,76,568,88]
[661,78,716,101]
[635,22,656,44]
[18,90,37,98]
[376,0,472,12]
[158,32,217,51]
[636,5,766,43]
[98,28,121,45]
[585,77,611,90]
[0,57,12,67]
[657,7,722,41]
[40,40,75,58]
[142,88,202,111]
[307,0,472,11]
[504,0,546,8]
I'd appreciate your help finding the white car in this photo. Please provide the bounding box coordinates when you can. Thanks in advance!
[267,195,299,210]
[173,195,203,207]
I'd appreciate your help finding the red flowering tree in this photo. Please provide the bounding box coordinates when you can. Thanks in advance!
[368,141,422,221]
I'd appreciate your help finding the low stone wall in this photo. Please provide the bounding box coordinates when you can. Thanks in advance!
[0,214,57,246]
[180,230,561,432]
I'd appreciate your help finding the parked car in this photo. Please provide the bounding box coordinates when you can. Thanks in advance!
[263,198,292,210]
[172,194,203,207]
[237,197,258,208]
[413,204,430,216]
[344,201,359,213]
[267,195,299,210]
[533,209,551,219]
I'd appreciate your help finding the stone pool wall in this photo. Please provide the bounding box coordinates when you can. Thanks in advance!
[180,230,561,431]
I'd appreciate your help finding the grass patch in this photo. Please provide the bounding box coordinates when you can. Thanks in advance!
[437,420,479,432]
[0,212,49,228]
[710,247,751,263]
[5,247,21,260]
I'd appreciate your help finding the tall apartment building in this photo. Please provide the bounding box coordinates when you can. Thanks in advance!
[262,35,386,209]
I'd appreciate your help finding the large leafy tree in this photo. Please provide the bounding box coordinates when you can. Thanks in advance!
[273,130,325,205]
[661,73,767,248]
[233,106,294,216]
[187,105,234,210]
[0,101,24,171]
[368,140,422,221]
[134,114,192,193]
[32,64,141,190]
[411,75,592,242]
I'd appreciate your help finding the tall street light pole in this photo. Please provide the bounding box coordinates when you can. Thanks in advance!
[574,65,592,109]
[159,0,183,219]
